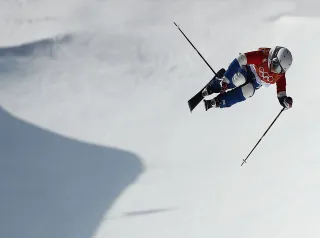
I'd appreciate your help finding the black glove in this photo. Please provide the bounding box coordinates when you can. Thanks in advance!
[278,96,293,109]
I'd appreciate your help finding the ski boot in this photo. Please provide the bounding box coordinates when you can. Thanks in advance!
[202,79,222,97]
[204,96,221,111]
[202,69,226,97]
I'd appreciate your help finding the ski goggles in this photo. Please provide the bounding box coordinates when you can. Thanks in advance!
[270,46,285,74]
[271,58,285,74]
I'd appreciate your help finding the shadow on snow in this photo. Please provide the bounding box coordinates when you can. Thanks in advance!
[0,107,144,238]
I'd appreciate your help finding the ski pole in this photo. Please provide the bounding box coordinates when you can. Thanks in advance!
[173,22,216,75]
[241,107,286,166]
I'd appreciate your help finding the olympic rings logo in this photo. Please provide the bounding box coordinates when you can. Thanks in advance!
[258,67,274,83]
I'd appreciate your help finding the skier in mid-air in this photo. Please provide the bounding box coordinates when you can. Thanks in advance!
[202,46,293,110]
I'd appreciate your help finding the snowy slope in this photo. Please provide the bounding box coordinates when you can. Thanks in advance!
[1,1,320,238]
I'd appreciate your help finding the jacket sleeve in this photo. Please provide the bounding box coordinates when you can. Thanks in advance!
[276,75,287,97]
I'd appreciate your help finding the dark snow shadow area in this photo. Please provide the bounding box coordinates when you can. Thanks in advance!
[0,107,144,238]
[0,35,72,57]
[123,208,177,218]
[0,35,72,75]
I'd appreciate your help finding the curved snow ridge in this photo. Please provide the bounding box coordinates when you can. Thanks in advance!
[0,106,145,238]
[0,34,74,90]
[0,34,73,58]
[0,0,96,47]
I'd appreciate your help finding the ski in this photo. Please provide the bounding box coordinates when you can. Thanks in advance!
[188,68,225,112]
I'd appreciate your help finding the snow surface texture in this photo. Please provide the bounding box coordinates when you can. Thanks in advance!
[1,0,320,238]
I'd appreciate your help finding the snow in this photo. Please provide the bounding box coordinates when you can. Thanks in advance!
[1,0,320,238]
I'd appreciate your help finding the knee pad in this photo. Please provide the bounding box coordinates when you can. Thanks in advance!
[232,66,247,87]
[241,83,255,98]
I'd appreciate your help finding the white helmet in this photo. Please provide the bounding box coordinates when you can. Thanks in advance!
[268,46,293,74]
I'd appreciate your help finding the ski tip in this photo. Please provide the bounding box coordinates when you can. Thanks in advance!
[188,102,194,113]
[203,100,210,111]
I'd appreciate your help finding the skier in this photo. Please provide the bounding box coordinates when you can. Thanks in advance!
[202,46,293,110]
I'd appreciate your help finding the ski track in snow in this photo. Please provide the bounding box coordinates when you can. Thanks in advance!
[1,1,320,238]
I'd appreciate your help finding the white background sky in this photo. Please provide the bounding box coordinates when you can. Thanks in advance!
[1,1,320,238]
